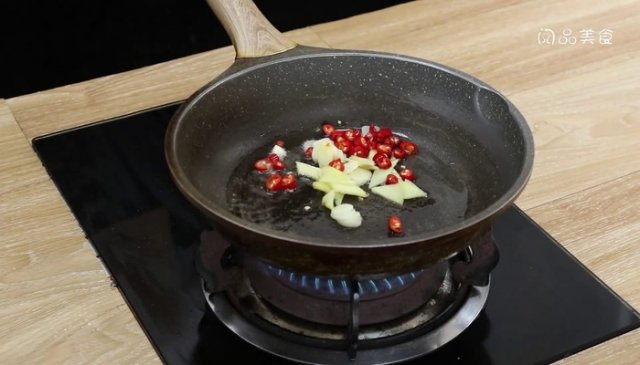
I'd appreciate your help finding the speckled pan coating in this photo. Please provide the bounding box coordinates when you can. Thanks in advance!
[165,46,534,275]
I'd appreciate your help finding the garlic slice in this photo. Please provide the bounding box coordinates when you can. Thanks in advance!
[348,156,376,170]
[348,168,372,186]
[312,181,332,193]
[368,168,401,188]
[296,161,321,180]
[270,144,287,159]
[371,183,405,205]
[331,183,368,198]
[322,190,336,210]
[343,160,360,174]
[330,204,363,228]
[401,180,428,199]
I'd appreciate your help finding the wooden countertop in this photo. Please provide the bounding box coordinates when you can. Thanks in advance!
[1,0,639,363]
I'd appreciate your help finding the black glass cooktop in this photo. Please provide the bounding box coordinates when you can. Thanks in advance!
[33,103,639,364]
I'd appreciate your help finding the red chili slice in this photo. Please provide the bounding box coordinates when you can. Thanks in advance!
[376,128,392,141]
[276,140,285,147]
[388,215,404,234]
[267,153,280,163]
[354,135,369,148]
[350,145,368,158]
[266,153,286,170]
[254,158,272,172]
[376,143,392,156]
[272,160,286,170]
[392,147,406,159]
[304,147,314,159]
[328,159,345,171]
[373,152,391,169]
[335,138,352,155]
[344,129,360,142]
[385,174,399,185]
[399,140,418,156]
[281,173,297,190]
[385,135,401,146]
[265,173,283,191]
[322,122,336,136]
[399,167,416,181]
[330,129,346,141]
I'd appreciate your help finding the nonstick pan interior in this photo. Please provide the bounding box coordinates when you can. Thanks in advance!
[167,50,532,248]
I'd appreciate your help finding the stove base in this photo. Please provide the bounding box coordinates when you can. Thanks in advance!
[203,279,489,364]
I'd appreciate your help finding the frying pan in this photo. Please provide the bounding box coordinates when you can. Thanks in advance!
[166,0,534,275]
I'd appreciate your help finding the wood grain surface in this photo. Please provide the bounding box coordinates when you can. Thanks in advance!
[5,27,328,140]
[0,100,160,364]
[528,171,640,364]
[1,0,639,363]
[206,0,297,57]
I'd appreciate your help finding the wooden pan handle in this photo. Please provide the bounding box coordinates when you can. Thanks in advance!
[206,0,297,58]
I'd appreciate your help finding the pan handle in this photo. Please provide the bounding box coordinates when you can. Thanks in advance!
[206,0,297,58]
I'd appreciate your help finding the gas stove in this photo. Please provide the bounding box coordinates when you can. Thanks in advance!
[198,228,490,364]
[34,103,640,364]
[197,221,499,364]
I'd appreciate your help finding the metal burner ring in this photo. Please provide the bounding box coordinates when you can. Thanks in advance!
[202,279,489,365]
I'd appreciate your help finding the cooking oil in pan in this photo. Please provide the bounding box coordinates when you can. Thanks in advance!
[225,129,488,244]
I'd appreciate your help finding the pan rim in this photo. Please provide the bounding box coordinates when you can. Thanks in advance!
[165,47,535,249]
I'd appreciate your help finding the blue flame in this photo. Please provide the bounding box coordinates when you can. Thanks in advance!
[265,264,422,299]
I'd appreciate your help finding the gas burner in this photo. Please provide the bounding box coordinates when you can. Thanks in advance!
[197,230,497,364]
[244,258,448,327]
[203,277,489,364]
